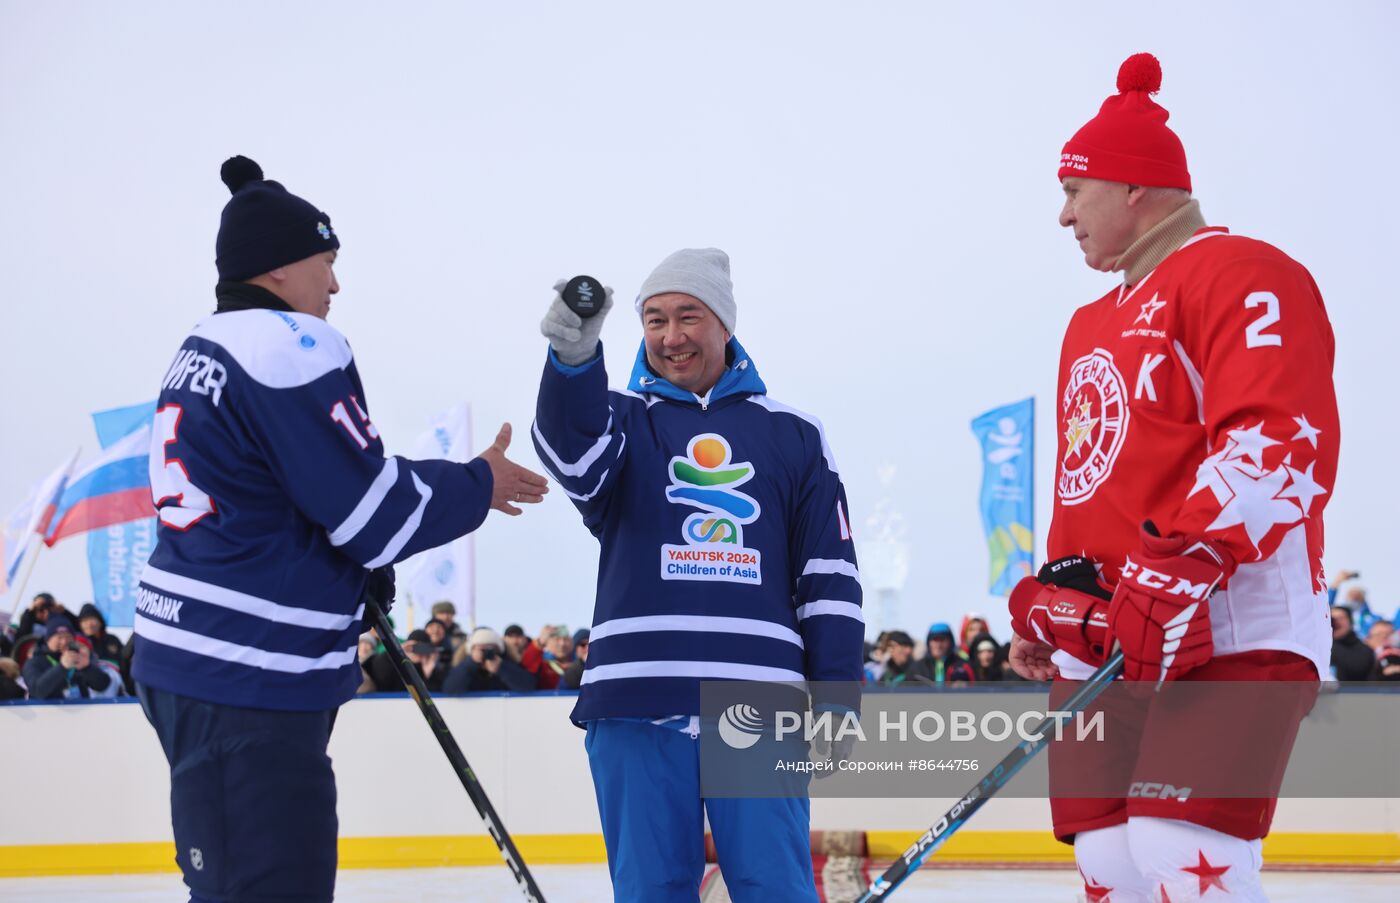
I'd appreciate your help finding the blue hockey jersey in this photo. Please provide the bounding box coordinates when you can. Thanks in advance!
[133,306,493,711]
[533,338,865,724]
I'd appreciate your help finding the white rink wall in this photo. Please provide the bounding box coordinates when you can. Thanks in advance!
[2,695,1397,848]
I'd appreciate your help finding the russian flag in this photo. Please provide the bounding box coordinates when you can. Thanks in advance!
[2,450,80,590]
[43,426,154,547]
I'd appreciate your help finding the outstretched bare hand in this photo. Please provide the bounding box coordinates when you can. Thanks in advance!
[475,423,549,516]
[1008,634,1059,682]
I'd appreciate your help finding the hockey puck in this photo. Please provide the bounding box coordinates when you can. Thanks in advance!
[562,275,605,319]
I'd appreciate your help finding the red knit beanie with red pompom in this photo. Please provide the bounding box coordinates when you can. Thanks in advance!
[1059,53,1191,191]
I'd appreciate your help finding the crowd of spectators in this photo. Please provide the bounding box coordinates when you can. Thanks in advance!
[0,593,131,700]
[352,601,592,696]
[2,570,1398,702]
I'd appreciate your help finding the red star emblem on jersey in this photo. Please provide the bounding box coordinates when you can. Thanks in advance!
[1182,849,1231,894]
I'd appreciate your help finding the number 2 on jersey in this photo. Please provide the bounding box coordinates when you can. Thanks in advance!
[1244,291,1283,349]
[152,404,217,530]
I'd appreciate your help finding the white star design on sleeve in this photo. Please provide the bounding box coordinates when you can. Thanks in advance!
[1291,415,1321,448]
[1224,422,1282,469]
[1207,463,1303,551]
[1278,460,1328,515]
[1188,445,1236,504]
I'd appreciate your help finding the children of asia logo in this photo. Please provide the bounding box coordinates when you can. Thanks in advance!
[661,434,763,585]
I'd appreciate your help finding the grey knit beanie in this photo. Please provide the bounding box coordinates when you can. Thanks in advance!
[635,248,736,334]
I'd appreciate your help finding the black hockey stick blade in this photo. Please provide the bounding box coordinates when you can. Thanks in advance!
[854,650,1125,901]
[366,593,548,902]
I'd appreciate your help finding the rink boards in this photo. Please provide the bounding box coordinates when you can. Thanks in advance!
[2,693,1396,877]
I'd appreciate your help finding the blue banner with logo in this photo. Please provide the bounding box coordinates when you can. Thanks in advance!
[88,401,157,627]
[970,398,1034,596]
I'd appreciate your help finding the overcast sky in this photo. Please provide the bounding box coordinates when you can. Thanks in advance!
[2,1,1397,639]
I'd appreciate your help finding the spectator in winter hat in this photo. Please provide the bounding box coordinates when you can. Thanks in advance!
[537,627,575,691]
[1331,607,1375,681]
[502,624,530,665]
[430,601,468,644]
[562,629,590,689]
[959,614,990,655]
[23,632,115,700]
[365,630,443,693]
[15,592,69,640]
[423,618,455,671]
[869,631,917,687]
[910,622,975,686]
[969,634,1004,682]
[444,627,536,693]
[77,604,123,663]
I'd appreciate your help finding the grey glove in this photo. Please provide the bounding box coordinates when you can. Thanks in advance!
[540,280,613,366]
[810,712,859,779]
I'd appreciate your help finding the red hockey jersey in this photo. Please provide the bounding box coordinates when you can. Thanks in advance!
[1047,227,1339,679]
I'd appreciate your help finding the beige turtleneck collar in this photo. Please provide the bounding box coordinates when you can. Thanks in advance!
[1115,199,1207,288]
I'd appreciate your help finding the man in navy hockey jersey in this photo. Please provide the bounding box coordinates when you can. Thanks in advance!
[534,248,865,901]
[134,156,548,903]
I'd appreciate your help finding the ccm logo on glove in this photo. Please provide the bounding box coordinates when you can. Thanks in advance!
[1119,555,1221,600]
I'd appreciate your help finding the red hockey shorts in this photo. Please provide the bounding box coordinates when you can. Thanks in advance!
[1048,649,1318,843]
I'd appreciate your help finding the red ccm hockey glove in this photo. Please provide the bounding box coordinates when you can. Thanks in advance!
[1008,556,1112,666]
[1104,523,1235,684]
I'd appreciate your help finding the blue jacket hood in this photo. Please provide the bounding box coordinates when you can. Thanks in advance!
[626,337,766,404]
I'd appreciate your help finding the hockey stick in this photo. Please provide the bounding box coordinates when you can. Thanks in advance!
[854,650,1125,901]
[365,593,547,902]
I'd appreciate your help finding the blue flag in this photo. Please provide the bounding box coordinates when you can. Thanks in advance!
[971,399,1034,596]
[88,401,157,627]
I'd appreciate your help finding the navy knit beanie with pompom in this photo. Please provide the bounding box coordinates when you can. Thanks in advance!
[215,156,340,281]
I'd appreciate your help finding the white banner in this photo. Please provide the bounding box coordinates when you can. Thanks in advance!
[403,403,475,628]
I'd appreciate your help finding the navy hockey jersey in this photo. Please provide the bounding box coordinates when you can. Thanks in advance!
[533,338,865,724]
[133,308,492,711]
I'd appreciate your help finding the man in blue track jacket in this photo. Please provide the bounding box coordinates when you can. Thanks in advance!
[534,248,865,901]
[134,156,548,903]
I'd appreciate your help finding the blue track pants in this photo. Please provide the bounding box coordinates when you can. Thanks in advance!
[585,719,818,902]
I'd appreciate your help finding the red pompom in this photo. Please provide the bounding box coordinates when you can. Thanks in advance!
[1116,53,1162,95]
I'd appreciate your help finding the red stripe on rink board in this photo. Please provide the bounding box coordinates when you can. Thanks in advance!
[45,487,154,545]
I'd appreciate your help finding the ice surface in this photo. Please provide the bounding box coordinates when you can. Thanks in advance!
[0,865,1393,902]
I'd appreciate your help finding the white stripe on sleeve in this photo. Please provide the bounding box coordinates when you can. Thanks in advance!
[561,435,626,502]
[532,417,618,478]
[801,558,861,581]
[364,472,433,568]
[328,457,400,547]
[795,600,864,624]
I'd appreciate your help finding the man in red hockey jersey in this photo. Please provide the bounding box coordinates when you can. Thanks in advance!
[1007,53,1339,901]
